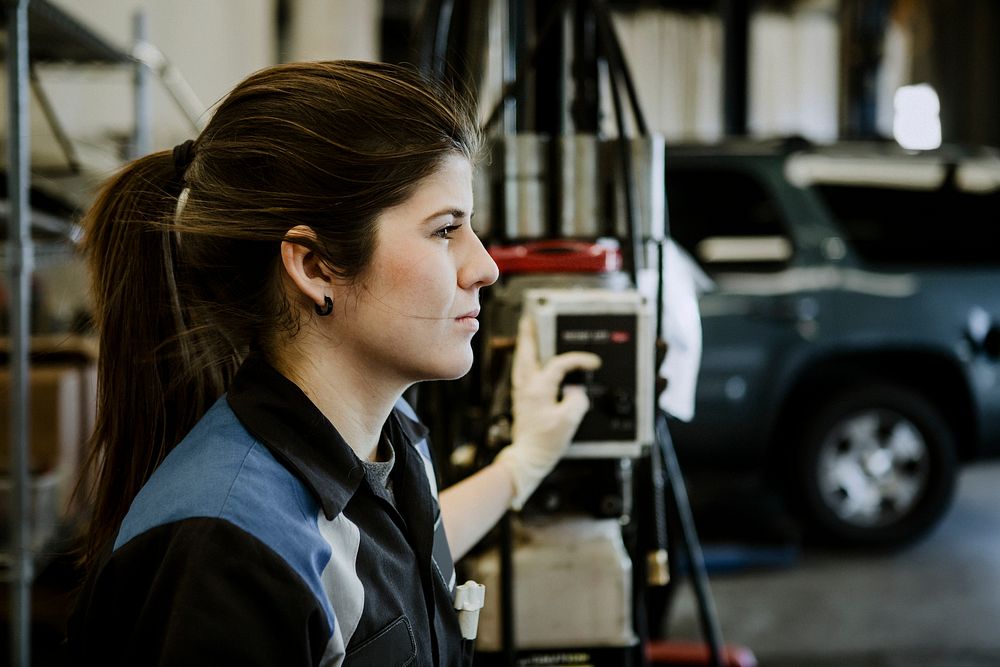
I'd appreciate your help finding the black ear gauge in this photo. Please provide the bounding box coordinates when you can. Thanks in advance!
[315,295,334,316]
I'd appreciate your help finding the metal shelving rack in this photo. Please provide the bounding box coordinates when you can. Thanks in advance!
[1,2,130,665]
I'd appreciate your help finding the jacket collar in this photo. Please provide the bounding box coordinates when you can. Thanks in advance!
[393,398,429,446]
[226,355,420,520]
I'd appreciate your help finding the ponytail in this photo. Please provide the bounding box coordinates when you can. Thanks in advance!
[80,151,239,565]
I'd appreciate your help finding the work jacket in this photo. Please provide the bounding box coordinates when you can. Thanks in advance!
[68,356,465,666]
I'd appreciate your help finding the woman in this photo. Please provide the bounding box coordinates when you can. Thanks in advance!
[68,60,599,666]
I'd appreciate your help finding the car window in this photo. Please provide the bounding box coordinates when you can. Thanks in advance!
[815,184,1000,266]
[666,167,792,274]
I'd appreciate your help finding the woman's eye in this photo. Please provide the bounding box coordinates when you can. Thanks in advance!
[434,224,461,239]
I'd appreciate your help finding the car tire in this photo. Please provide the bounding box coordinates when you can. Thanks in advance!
[794,382,958,548]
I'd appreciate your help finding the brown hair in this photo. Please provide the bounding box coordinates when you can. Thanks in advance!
[81,60,482,564]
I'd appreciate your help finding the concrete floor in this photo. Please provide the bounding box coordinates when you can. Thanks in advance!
[666,461,1000,666]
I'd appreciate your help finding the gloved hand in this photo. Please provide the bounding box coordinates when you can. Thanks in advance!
[495,316,602,510]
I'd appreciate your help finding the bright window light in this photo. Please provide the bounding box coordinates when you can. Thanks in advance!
[893,84,942,151]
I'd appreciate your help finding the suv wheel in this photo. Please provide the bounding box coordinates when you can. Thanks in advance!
[795,383,958,547]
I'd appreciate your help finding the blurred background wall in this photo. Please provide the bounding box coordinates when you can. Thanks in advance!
[2,0,999,338]
[2,0,998,171]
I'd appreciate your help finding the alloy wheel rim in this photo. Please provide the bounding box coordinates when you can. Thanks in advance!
[816,408,930,528]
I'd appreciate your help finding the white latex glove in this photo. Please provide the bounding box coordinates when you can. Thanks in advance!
[494,316,602,510]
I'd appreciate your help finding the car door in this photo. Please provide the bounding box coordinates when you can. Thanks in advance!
[665,158,818,467]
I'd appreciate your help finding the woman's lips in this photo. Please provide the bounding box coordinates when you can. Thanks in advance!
[455,309,480,331]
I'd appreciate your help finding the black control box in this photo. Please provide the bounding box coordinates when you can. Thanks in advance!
[526,289,653,458]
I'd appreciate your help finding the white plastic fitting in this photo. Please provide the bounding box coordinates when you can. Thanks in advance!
[453,580,486,640]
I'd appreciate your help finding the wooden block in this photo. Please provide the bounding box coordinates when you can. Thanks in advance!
[0,365,83,474]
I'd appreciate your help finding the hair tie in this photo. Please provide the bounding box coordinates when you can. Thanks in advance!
[172,139,196,180]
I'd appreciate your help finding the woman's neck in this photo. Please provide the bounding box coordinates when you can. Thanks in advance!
[272,347,405,462]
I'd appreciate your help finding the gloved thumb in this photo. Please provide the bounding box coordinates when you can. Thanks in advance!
[557,385,591,425]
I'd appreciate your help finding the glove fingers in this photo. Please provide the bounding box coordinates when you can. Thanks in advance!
[540,351,602,389]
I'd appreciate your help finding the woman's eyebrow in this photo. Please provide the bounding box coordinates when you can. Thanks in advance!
[423,208,468,222]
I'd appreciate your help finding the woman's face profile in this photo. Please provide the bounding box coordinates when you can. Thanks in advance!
[333,154,499,385]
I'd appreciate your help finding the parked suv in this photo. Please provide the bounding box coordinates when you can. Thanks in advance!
[665,140,1000,547]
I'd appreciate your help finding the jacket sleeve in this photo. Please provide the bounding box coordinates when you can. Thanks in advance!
[70,517,333,667]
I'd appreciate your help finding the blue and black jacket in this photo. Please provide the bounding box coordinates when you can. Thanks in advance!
[69,356,464,666]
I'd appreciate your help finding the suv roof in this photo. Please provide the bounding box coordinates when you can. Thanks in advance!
[666,138,1000,192]
[787,146,1000,191]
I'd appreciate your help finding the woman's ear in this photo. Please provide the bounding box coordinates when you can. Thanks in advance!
[280,225,334,312]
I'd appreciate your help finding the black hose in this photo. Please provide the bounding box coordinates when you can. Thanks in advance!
[591,0,648,136]
[481,0,569,133]
[414,0,445,76]
[590,0,671,344]
[594,3,642,286]
[656,412,724,667]
[431,0,457,81]
[648,421,670,560]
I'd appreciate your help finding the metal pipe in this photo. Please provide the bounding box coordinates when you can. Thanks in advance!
[500,512,515,667]
[559,5,572,135]
[570,1,600,134]
[502,0,518,135]
[557,134,600,238]
[720,0,750,136]
[131,40,206,133]
[502,134,549,240]
[7,2,34,665]
[839,0,891,139]
[132,9,152,158]
[613,136,665,244]
[29,66,80,173]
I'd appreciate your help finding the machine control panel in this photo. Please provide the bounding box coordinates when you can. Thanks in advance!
[525,289,654,459]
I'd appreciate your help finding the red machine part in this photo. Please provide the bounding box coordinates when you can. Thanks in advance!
[488,239,622,275]
[646,640,758,667]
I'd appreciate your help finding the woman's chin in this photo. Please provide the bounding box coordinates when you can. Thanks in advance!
[430,351,475,382]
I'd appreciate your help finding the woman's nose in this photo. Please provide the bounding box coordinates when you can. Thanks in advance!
[459,233,499,289]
